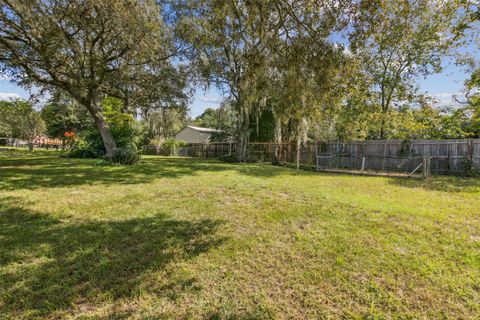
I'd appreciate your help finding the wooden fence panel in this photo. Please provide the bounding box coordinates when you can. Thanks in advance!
[147,139,480,174]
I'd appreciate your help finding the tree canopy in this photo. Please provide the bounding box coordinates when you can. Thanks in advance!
[0,0,479,163]
[0,0,186,157]
[0,100,45,150]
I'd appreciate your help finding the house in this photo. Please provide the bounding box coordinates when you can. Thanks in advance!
[175,125,222,144]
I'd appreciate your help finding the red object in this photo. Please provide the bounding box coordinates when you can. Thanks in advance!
[64,131,76,138]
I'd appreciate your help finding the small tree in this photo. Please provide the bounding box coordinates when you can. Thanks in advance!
[1,100,45,151]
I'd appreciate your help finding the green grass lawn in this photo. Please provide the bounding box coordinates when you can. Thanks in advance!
[1,150,479,319]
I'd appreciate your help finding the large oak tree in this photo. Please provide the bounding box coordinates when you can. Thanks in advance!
[0,0,177,157]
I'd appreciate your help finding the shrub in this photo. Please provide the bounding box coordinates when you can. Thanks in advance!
[110,145,141,165]
[461,157,479,177]
[398,139,412,157]
[162,138,186,156]
[70,109,144,160]
[218,154,236,163]
[69,126,105,158]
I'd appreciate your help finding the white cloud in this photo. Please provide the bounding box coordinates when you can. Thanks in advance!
[431,92,460,98]
[197,95,223,104]
[0,92,21,100]
[430,92,463,106]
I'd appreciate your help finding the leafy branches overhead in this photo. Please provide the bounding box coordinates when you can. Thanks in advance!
[177,0,351,161]
[0,0,170,98]
[0,0,185,157]
[350,0,465,138]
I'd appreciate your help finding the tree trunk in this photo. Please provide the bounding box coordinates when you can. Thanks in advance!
[380,118,385,140]
[234,99,250,162]
[84,96,117,158]
[296,137,301,170]
[28,142,33,152]
[235,121,249,162]
[380,86,386,139]
[272,110,282,164]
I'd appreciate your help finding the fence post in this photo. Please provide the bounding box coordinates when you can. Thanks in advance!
[382,141,387,171]
[422,157,430,179]
[336,140,339,169]
[361,157,366,172]
[468,139,474,162]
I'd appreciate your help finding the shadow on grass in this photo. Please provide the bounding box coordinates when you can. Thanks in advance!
[388,175,480,193]
[0,155,285,191]
[0,197,225,318]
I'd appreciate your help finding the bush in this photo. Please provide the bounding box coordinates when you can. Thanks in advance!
[69,126,105,158]
[218,154,236,163]
[70,108,144,160]
[398,139,412,157]
[162,138,186,156]
[110,145,141,165]
[461,157,479,177]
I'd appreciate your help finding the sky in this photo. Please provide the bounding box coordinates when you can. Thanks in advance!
[0,56,474,118]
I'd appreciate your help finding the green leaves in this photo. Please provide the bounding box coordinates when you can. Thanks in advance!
[349,0,466,138]
[0,100,45,143]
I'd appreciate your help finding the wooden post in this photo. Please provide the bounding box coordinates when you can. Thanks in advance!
[361,141,365,171]
[422,157,428,179]
[336,140,340,169]
[382,141,387,171]
[468,139,474,162]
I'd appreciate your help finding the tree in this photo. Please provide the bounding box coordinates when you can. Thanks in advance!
[271,34,346,166]
[192,108,219,128]
[0,0,178,157]
[143,107,188,145]
[41,91,93,140]
[351,0,464,138]
[0,100,14,139]
[444,1,480,137]
[179,0,350,161]
[190,104,237,142]
[0,100,45,151]
[248,106,275,143]
[70,97,144,158]
[179,0,274,161]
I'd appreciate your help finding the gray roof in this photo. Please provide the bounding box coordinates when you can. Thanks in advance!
[186,125,222,133]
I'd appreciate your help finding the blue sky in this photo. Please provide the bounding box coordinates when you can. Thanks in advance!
[0,59,473,118]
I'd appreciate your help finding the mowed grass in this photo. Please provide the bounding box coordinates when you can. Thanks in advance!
[0,150,479,319]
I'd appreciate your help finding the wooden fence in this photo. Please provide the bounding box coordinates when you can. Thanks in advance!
[175,142,317,166]
[145,139,480,175]
[315,139,480,174]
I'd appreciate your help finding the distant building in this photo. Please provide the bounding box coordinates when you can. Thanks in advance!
[175,125,222,144]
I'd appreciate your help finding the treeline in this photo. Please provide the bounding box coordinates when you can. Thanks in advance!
[0,0,479,163]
